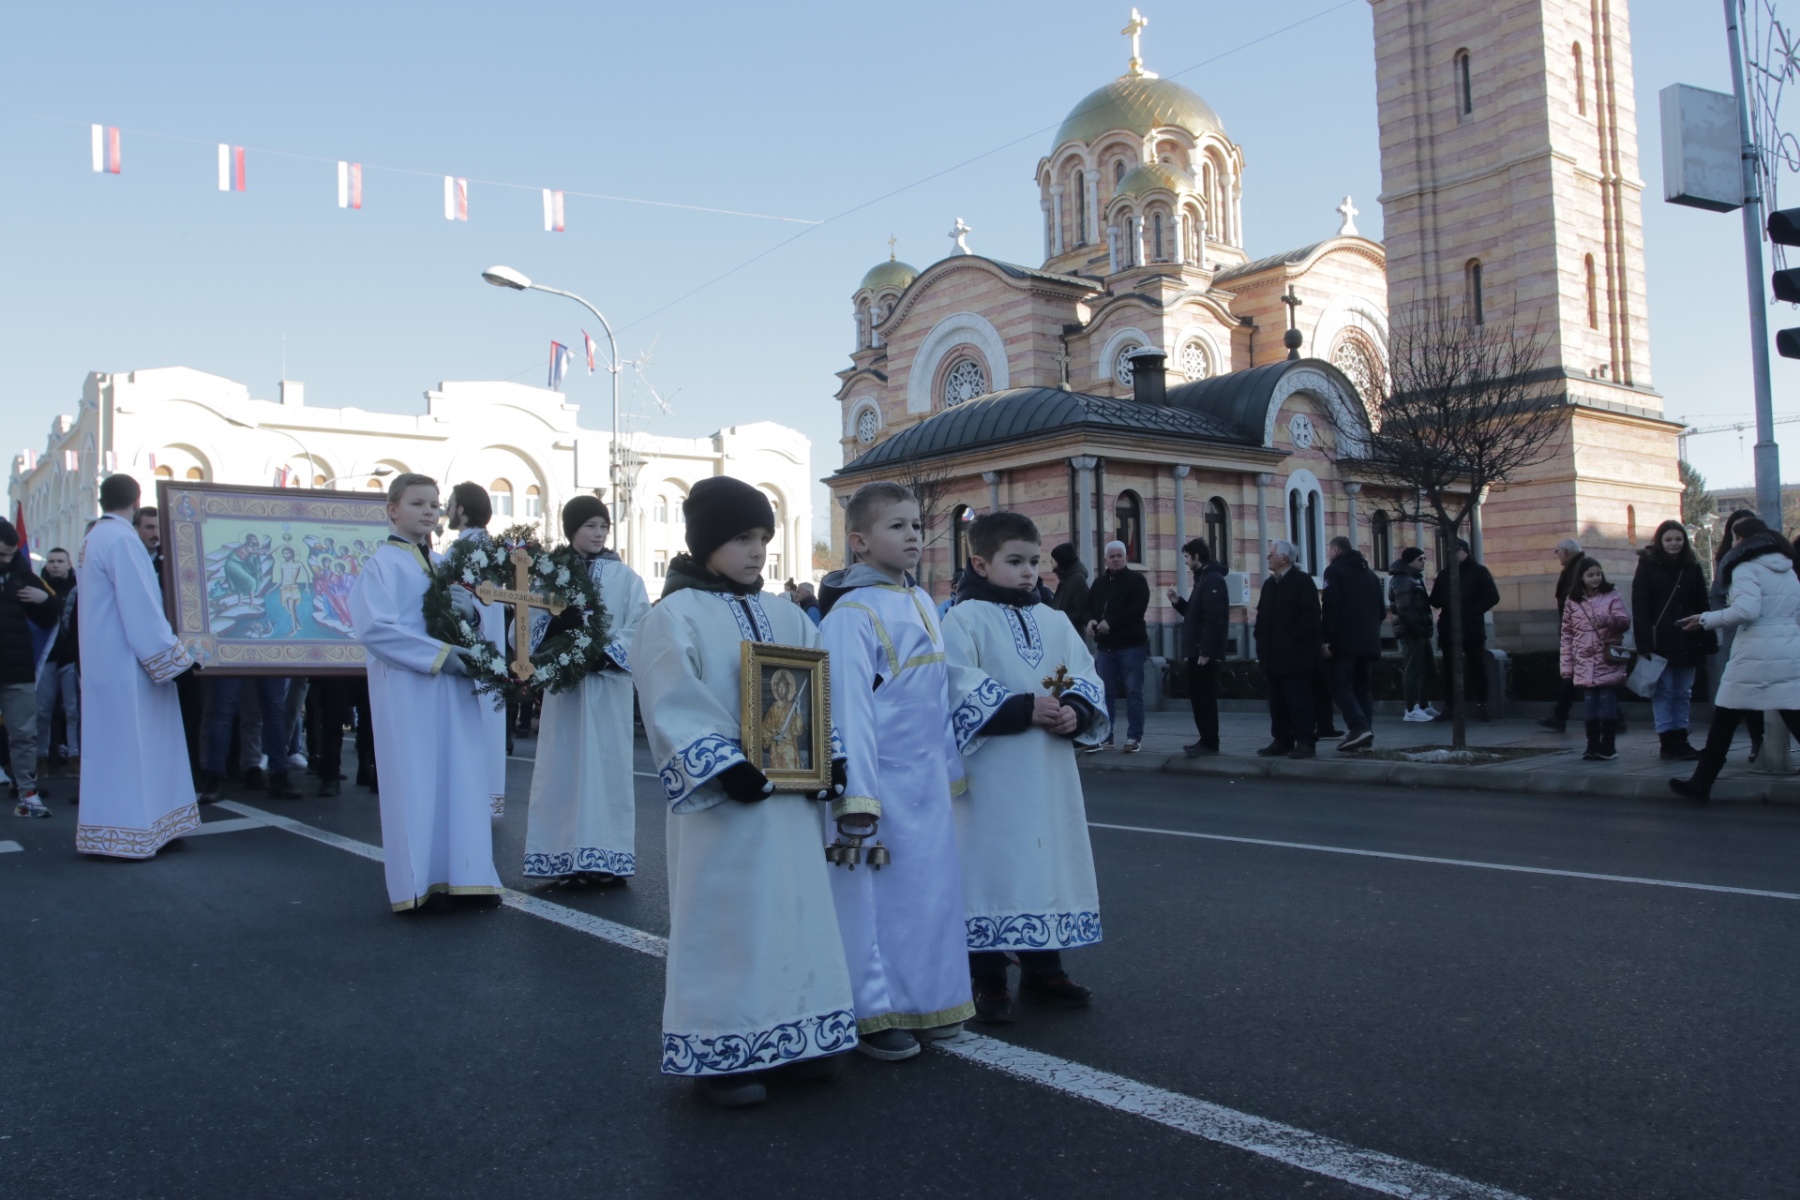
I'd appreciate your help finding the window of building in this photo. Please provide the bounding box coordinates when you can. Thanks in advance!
[1205,497,1230,570]
[653,551,668,578]
[943,358,986,407]
[1076,175,1088,246]
[1179,340,1211,381]
[1114,490,1143,563]
[1114,344,1144,388]
[1466,259,1485,325]
[1573,43,1586,115]
[673,492,686,524]
[653,497,668,524]
[856,408,880,444]
[1434,520,1454,568]
[154,466,173,479]
[1371,509,1392,567]
[1455,49,1473,117]
[313,474,327,488]
[767,553,782,580]
[185,467,204,480]
[491,478,513,518]
[1585,253,1599,329]
[1113,160,1126,185]
[1627,504,1637,543]
[1153,212,1164,261]
[1286,473,1325,574]
[525,485,541,519]
[366,478,382,490]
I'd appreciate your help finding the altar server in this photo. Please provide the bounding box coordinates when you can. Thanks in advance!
[631,476,853,1108]
[75,475,198,857]
[447,482,509,817]
[524,496,649,884]
[350,474,502,913]
[941,512,1107,1024]
[817,480,975,1062]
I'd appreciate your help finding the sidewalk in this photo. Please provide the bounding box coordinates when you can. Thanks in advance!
[1077,707,1800,806]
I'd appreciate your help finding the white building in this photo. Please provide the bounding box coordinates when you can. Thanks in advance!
[9,366,815,584]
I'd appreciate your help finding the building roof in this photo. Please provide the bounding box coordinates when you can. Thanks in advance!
[1166,359,1358,445]
[1114,160,1194,199]
[859,259,919,292]
[1054,74,1225,149]
[1211,242,1325,285]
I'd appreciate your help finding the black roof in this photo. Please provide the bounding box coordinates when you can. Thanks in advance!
[1165,360,1302,444]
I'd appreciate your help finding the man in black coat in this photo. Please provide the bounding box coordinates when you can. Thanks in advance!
[1320,537,1385,751]
[0,520,61,815]
[1429,538,1501,721]
[35,547,80,780]
[1085,541,1150,752]
[1253,539,1321,758]
[1168,536,1230,756]
[1049,543,1091,638]
[1539,537,1586,731]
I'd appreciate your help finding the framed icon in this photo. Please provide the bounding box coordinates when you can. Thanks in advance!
[739,642,831,793]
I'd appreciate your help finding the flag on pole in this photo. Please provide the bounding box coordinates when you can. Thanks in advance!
[15,503,28,557]
[90,125,120,174]
[542,188,565,232]
[218,144,246,191]
[444,176,468,221]
[337,162,362,209]
[582,330,597,374]
[548,341,572,390]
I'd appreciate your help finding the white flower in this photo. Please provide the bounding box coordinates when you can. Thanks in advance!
[558,653,572,665]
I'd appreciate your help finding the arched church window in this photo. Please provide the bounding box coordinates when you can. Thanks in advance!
[525,485,541,519]
[1114,491,1143,563]
[943,358,987,407]
[313,474,327,488]
[1114,343,1145,388]
[856,408,880,444]
[1455,49,1473,117]
[185,467,204,481]
[154,466,173,479]
[1573,43,1586,115]
[1331,335,1378,400]
[1371,509,1392,568]
[1584,254,1598,329]
[653,497,668,524]
[491,478,513,518]
[1205,497,1230,570]
[1627,504,1637,543]
[1153,213,1164,261]
[1465,259,1485,325]
[1179,340,1211,381]
[1076,174,1088,246]
[1113,160,1126,185]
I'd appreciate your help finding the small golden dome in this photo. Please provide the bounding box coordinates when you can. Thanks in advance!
[1113,161,1193,199]
[1055,74,1224,149]
[859,259,919,293]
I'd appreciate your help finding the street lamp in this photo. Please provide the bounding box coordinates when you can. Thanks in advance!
[222,415,319,487]
[480,265,628,557]
[319,466,394,489]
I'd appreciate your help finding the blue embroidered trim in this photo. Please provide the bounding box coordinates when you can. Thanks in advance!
[1066,676,1110,745]
[661,1007,859,1076]
[951,677,1012,752]
[966,911,1103,950]
[1007,607,1045,669]
[1067,677,1104,711]
[713,591,773,641]
[830,725,846,762]
[660,733,746,809]
[603,641,631,672]
[523,846,637,878]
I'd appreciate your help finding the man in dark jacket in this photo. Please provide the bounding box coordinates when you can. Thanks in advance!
[1085,541,1150,752]
[1254,539,1321,758]
[1539,538,1586,731]
[1429,538,1501,721]
[1320,537,1384,751]
[1168,536,1230,756]
[1388,547,1436,721]
[0,520,61,815]
[1049,543,1091,638]
[34,547,79,780]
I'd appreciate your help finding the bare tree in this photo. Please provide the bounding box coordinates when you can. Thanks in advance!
[889,461,954,588]
[1337,298,1561,749]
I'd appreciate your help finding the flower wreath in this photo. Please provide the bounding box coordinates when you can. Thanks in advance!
[420,535,611,704]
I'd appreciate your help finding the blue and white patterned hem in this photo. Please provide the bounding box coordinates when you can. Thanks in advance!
[661,1007,859,1076]
[966,911,1103,950]
[661,733,746,813]
[523,846,637,878]
[951,677,1013,755]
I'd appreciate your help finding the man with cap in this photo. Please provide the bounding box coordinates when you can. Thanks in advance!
[1429,538,1502,722]
[1540,538,1586,732]
[1388,546,1438,722]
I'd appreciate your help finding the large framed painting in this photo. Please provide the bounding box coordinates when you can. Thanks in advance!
[738,642,832,793]
[157,481,392,675]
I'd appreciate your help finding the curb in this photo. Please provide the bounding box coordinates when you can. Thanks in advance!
[1078,752,1800,807]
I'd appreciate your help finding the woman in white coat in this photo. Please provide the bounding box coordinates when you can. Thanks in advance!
[1670,518,1800,802]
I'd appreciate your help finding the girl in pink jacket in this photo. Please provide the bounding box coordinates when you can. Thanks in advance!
[1560,557,1631,761]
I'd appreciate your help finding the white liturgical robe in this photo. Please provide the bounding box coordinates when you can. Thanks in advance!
[350,537,502,911]
[455,527,509,816]
[631,578,856,1076]
[942,597,1108,951]
[75,513,199,858]
[523,554,649,878]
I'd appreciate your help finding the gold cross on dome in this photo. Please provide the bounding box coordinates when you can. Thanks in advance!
[474,546,567,680]
[886,233,898,261]
[1042,664,1074,697]
[1121,8,1150,77]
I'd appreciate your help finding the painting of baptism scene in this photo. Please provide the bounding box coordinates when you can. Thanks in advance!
[160,483,393,673]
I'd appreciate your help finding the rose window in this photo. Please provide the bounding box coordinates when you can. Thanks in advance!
[943,359,986,407]
[855,408,879,444]
[1179,341,1211,381]
[1114,344,1145,388]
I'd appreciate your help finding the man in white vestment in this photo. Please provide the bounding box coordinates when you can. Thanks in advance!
[447,482,508,817]
[75,474,199,858]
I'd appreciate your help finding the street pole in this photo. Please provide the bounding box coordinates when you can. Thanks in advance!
[1725,0,1784,527]
[521,284,624,560]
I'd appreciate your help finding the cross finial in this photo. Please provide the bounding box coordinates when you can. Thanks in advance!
[1281,287,1303,328]
[1336,195,1359,237]
[886,233,898,261]
[1121,8,1152,77]
[949,217,973,255]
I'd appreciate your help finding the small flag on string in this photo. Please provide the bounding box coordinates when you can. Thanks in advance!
[61,451,78,471]
[542,188,565,232]
[337,162,362,209]
[444,176,468,221]
[548,341,572,390]
[90,125,120,174]
[145,452,158,473]
[218,144,246,191]
[582,330,597,374]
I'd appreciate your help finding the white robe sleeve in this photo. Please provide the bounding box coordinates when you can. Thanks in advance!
[107,535,192,683]
[601,562,651,673]
[942,607,1015,757]
[350,552,450,676]
[630,602,748,814]
[820,603,883,822]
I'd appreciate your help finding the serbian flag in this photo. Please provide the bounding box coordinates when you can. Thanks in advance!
[218,144,246,191]
[582,330,597,373]
[90,125,120,174]
[542,188,565,232]
[444,176,468,221]
[548,341,572,390]
[14,503,27,555]
[337,162,362,209]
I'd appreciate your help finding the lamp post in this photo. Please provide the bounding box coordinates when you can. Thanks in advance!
[222,415,319,487]
[481,265,629,559]
[319,466,394,489]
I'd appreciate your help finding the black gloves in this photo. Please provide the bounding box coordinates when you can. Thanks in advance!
[543,603,586,640]
[720,761,772,803]
[815,758,847,801]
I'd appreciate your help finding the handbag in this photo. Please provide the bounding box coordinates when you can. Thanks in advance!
[1579,597,1635,669]
[1625,652,1667,696]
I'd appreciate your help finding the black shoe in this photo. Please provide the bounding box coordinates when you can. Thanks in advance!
[1669,776,1712,805]
[1286,744,1317,760]
[1748,740,1763,764]
[242,767,267,790]
[1019,973,1092,1009]
[973,983,1015,1024]
[1338,730,1374,752]
[456,892,504,909]
[776,1055,840,1083]
[1597,721,1618,761]
[1581,719,1604,761]
[695,1074,767,1108]
[855,1028,921,1061]
[1537,716,1567,733]
[1318,727,1345,739]
[1255,742,1293,758]
[1183,741,1219,757]
[318,779,341,798]
[196,771,224,804]
[266,774,302,800]
[1666,733,1701,761]
[354,765,373,787]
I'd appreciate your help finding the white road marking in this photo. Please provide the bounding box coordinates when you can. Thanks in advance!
[187,818,264,837]
[0,840,21,854]
[221,798,1540,1199]
[1090,821,1800,901]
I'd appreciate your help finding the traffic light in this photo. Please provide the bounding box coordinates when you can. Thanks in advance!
[1768,207,1800,357]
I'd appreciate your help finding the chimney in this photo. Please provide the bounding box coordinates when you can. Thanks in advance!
[280,380,305,407]
[1128,348,1168,405]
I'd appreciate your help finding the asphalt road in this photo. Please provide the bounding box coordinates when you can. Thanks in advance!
[3,741,1797,1200]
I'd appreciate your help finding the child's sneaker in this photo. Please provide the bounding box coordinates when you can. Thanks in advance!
[918,1022,964,1041]
[854,1028,921,1061]
[972,983,1015,1024]
[14,794,52,819]
[694,1073,767,1108]
[1019,972,1092,1008]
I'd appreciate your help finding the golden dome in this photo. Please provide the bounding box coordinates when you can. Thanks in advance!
[859,259,919,292]
[1054,74,1224,149]
[1113,161,1193,198]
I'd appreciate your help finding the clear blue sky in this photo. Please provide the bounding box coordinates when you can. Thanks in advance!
[0,0,1790,534]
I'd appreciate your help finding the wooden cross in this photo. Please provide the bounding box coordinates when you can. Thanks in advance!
[1042,664,1074,697]
[474,546,566,680]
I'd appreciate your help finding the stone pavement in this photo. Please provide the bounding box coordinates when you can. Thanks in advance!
[1078,704,1800,805]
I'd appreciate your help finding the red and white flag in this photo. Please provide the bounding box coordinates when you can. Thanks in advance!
[145,452,158,473]
[444,176,468,221]
[61,450,78,472]
[337,161,362,209]
[90,124,120,174]
[582,330,597,373]
[542,188,565,232]
[218,144,246,191]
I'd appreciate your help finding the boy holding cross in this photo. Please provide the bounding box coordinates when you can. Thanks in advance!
[349,473,502,913]
[941,512,1108,1023]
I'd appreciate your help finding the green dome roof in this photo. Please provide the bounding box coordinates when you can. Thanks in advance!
[859,259,919,292]
[1114,161,1193,199]
[1054,74,1224,149]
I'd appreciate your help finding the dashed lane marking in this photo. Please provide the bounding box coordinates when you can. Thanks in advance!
[220,799,1538,1200]
[0,840,21,854]
[187,818,265,837]
[1089,821,1800,901]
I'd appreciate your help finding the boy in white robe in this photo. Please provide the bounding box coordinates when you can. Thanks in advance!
[524,496,649,884]
[631,476,853,1109]
[817,481,975,1063]
[447,481,509,818]
[942,513,1108,1023]
[349,474,503,914]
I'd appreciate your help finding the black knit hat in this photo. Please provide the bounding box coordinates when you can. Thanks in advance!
[561,494,611,541]
[1400,546,1424,564]
[684,477,775,563]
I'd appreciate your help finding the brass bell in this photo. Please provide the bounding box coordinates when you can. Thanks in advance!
[842,839,863,869]
[865,841,891,869]
[824,842,844,865]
